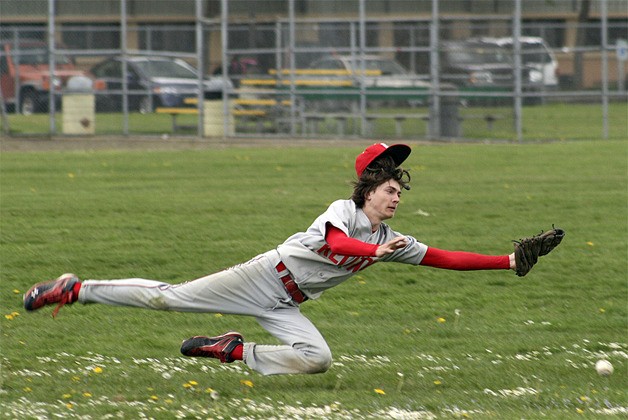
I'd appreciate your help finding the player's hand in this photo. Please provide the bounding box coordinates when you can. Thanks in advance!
[375,236,409,257]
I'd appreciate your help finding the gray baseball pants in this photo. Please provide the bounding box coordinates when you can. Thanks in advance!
[78,250,332,375]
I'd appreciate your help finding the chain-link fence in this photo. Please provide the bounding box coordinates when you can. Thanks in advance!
[1,0,626,141]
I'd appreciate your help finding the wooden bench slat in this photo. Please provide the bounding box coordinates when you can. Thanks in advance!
[156,107,198,115]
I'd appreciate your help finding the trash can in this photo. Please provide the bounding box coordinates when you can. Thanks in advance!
[62,76,95,135]
[203,99,234,137]
[430,84,460,139]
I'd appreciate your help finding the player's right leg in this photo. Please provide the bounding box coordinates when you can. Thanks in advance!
[23,273,81,318]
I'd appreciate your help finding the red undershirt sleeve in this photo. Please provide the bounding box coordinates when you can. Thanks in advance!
[325,225,510,270]
[325,224,379,257]
[420,247,510,270]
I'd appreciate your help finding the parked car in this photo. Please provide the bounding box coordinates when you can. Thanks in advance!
[0,39,90,115]
[89,56,232,113]
[440,37,558,104]
[303,54,432,109]
[308,54,431,88]
[477,36,559,89]
[441,39,518,90]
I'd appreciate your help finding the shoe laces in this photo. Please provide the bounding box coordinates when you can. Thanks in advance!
[51,288,74,318]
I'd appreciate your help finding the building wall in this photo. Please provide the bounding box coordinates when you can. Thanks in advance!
[3,0,628,21]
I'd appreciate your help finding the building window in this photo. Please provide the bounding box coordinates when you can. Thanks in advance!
[62,23,120,50]
[138,24,195,52]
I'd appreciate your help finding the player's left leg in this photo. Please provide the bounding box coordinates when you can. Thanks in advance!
[181,303,331,375]
[246,304,332,375]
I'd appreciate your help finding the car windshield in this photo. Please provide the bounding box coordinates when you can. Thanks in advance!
[520,43,553,64]
[134,60,197,79]
[13,47,73,66]
[478,41,553,64]
[445,44,513,65]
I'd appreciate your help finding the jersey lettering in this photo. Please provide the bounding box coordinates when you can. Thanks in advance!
[316,244,376,272]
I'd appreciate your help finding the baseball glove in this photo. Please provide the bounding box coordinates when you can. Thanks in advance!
[513,226,565,277]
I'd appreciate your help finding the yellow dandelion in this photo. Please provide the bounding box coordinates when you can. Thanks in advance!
[165,398,173,404]
[4,314,14,320]
[23,387,32,392]
[62,393,72,399]
[66,403,73,409]
[11,312,19,317]
[150,395,159,401]
[183,383,193,389]
[205,387,215,393]
[93,367,103,374]
[434,380,442,386]
[240,379,254,388]
[599,308,606,313]
[68,173,75,179]
[83,392,92,398]
[437,317,446,323]
[188,380,198,386]
[72,376,81,382]
[576,408,584,414]
[374,388,386,395]
[12,289,20,294]
[586,241,594,247]
[214,313,223,318]
[579,396,588,402]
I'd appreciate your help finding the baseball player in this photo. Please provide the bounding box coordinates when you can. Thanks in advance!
[23,143,563,376]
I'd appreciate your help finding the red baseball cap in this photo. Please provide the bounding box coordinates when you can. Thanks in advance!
[355,143,411,177]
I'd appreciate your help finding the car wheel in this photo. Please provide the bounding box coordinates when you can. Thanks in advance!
[20,90,37,115]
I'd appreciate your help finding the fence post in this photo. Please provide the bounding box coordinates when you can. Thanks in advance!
[429,0,440,139]
[47,0,56,135]
[513,0,523,143]
[196,0,205,138]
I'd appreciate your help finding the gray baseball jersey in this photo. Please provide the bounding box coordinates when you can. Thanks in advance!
[278,199,428,299]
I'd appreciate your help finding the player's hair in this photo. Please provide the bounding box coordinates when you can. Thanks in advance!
[351,156,411,208]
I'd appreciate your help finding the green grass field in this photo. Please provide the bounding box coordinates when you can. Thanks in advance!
[1,140,626,418]
[3,101,627,141]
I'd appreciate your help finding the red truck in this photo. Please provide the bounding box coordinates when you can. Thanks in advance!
[0,39,89,115]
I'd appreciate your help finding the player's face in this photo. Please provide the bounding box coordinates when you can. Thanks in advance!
[364,179,402,221]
